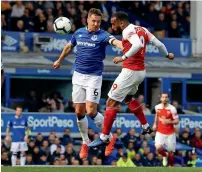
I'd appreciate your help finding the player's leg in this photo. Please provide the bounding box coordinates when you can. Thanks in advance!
[123,70,152,134]
[72,83,89,159]
[167,133,176,166]
[19,142,28,166]
[155,132,168,166]
[86,86,104,130]
[88,69,133,152]
[124,95,152,134]
[11,142,19,166]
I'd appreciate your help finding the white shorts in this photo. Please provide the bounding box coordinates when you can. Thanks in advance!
[108,68,146,102]
[72,71,102,104]
[155,132,176,152]
[11,142,28,152]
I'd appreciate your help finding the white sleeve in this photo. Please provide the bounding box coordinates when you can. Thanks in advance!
[171,107,179,119]
[154,105,158,114]
[122,28,143,58]
[143,27,168,57]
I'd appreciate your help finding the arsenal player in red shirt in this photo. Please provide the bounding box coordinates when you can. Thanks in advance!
[153,93,179,166]
[88,11,174,157]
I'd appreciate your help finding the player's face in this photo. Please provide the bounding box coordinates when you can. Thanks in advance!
[87,14,101,32]
[160,94,169,104]
[16,107,22,117]
[111,17,122,34]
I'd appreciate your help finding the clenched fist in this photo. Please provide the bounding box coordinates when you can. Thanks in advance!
[53,60,61,69]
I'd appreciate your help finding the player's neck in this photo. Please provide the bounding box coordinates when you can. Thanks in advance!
[161,103,168,108]
[86,26,100,33]
[123,22,130,30]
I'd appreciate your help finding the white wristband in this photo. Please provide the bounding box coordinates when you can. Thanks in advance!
[122,55,127,60]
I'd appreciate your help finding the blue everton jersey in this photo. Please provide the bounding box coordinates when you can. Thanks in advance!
[70,27,114,76]
[7,116,28,142]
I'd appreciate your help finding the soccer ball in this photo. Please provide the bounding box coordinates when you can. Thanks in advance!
[53,17,72,34]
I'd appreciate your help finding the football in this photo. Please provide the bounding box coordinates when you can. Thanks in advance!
[53,17,72,34]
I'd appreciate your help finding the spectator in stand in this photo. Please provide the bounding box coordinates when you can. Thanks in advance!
[35,133,44,147]
[50,137,65,155]
[179,131,190,145]
[1,151,11,166]
[172,100,185,114]
[64,101,75,113]
[62,128,74,145]
[155,13,167,32]
[133,153,143,166]
[24,90,38,112]
[40,140,50,156]
[117,152,136,167]
[25,154,35,165]
[169,21,181,38]
[191,130,202,149]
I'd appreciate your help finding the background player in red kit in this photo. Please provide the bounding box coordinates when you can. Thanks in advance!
[153,93,179,167]
[88,11,174,156]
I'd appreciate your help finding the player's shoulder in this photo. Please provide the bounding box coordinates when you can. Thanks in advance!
[167,104,177,112]
[122,24,136,39]
[155,103,162,109]
[73,27,86,35]
[99,29,112,36]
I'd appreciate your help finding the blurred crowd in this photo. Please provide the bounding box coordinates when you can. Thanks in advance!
[1,127,202,167]
[1,1,190,38]
[23,89,185,115]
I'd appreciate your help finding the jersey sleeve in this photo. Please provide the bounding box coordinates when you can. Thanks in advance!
[7,120,12,128]
[122,26,136,41]
[154,105,158,114]
[103,32,115,45]
[171,107,178,119]
[70,32,77,47]
[143,27,155,43]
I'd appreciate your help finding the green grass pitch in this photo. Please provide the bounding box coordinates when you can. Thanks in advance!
[1,167,202,172]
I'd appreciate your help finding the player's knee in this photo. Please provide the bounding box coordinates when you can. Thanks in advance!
[86,106,97,116]
[106,98,118,107]
[75,108,85,116]
[20,152,26,156]
[155,145,162,151]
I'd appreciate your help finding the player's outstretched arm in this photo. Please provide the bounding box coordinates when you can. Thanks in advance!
[149,36,174,60]
[111,39,123,50]
[53,43,73,69]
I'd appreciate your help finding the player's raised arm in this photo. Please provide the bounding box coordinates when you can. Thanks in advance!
[109,37,123,50]
[146,28,174,60]
[53,32,77,69]
[53,43,73,69]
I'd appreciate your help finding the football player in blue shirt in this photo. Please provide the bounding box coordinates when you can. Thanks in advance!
[6,106,29,166]
[53,8,122,159]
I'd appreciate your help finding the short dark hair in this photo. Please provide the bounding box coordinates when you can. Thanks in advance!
[88,8,103,18]
[112,11,129,21]
[16,105,23,110]
[161,92,169,96]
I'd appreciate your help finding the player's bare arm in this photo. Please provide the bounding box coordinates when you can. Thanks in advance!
[53,43,73,69]
[111,39,123,50]
[152,113,158,130]
[24,127,29,142]
[5,127,11,141]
